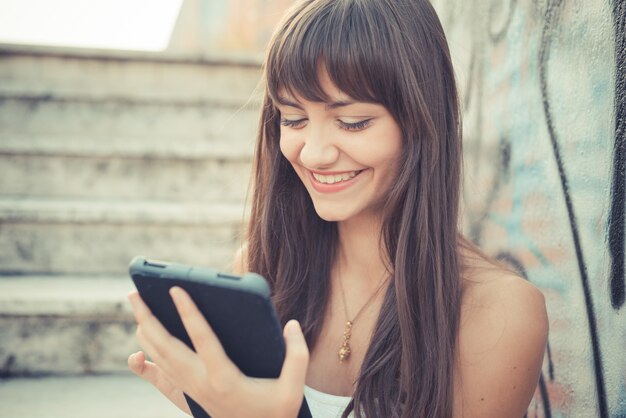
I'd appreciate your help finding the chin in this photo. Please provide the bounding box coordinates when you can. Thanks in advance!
[311,204,352,223]
[316,214,343,222]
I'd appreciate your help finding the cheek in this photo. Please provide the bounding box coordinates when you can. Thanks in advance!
[366,135,403,181]
[354,141,402,172]
[378,130,403,169]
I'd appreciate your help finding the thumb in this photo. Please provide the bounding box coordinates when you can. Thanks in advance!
[128,351,147,376]
[280,320,310,389]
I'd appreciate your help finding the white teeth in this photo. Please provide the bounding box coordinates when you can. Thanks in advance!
[312,170,360,184]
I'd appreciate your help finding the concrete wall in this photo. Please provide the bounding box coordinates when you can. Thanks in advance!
[167,0,293,54]
[431,0,626,417]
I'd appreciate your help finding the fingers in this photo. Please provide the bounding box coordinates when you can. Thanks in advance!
[128,291,185,356]
[279,320,310,390]
[128,291,203,384]
[127,292,168,364]
[128,351,192,415]
[127,290,154,323]
[169,287,239,377]
[128,291,173,351]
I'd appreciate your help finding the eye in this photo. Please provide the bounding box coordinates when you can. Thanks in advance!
[338,118,373,131]
[280,118,307,129]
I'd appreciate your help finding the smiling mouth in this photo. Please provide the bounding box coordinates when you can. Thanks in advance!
[311,170,364,185]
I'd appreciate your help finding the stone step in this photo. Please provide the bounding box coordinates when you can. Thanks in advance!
[0,96,260,143]
[0,374,188,418]
[0,134,253,202]
[0,275,137,376]
[0,133,255,160]
[0,43,263,106]
[0,198,246,275]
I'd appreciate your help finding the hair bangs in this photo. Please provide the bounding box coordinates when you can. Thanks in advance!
[265,0,399,108]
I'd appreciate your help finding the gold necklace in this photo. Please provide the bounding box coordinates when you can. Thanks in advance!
[337,272,388,364]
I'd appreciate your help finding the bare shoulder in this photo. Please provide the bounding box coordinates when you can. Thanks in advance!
[453,257,548,418]
[232,243,249,274]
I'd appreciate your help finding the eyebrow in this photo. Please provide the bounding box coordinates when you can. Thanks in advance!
[276,95,357,110]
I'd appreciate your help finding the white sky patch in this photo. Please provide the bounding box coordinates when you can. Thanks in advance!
[0,0,183,51]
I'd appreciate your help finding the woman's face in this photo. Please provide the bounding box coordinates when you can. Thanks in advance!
[277,71,403,223]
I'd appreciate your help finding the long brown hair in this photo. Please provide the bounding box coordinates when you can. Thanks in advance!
[248,1,463,417]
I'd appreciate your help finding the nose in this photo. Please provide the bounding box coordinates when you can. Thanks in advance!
[298,124,339,169]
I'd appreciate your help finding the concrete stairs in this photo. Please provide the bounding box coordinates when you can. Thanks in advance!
[0,42,262,397]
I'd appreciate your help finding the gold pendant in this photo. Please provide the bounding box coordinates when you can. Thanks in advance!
[337,321,353,363]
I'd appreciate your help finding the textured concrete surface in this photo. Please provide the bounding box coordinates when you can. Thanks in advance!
[0,133,256,160]
[0,98,259,140]
[0,374,189,418]
[0,199,245,275]
[0,276,137,375]
[1,154,252,202]
[0,275,134,316]
[0,34,258,381]
[0,45,263,105]
[167,0,292,55]
[0,44,256,253]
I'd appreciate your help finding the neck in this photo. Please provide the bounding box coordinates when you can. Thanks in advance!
[335,212,389,288]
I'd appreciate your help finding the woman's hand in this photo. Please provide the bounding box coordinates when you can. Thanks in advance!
[127,287,310,418]
[128,350,192,414]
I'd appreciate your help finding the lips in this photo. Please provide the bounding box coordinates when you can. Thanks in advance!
[307,169,366,193]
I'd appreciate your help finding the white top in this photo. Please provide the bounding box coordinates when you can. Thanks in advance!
[304,385,353,418]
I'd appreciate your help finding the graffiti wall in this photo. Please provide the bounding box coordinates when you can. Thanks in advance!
[430,0,626,416]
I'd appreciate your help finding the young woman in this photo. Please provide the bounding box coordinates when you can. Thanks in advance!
[127,0,549,417]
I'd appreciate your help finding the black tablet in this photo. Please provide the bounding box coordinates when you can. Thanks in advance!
[129,256,311,418]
